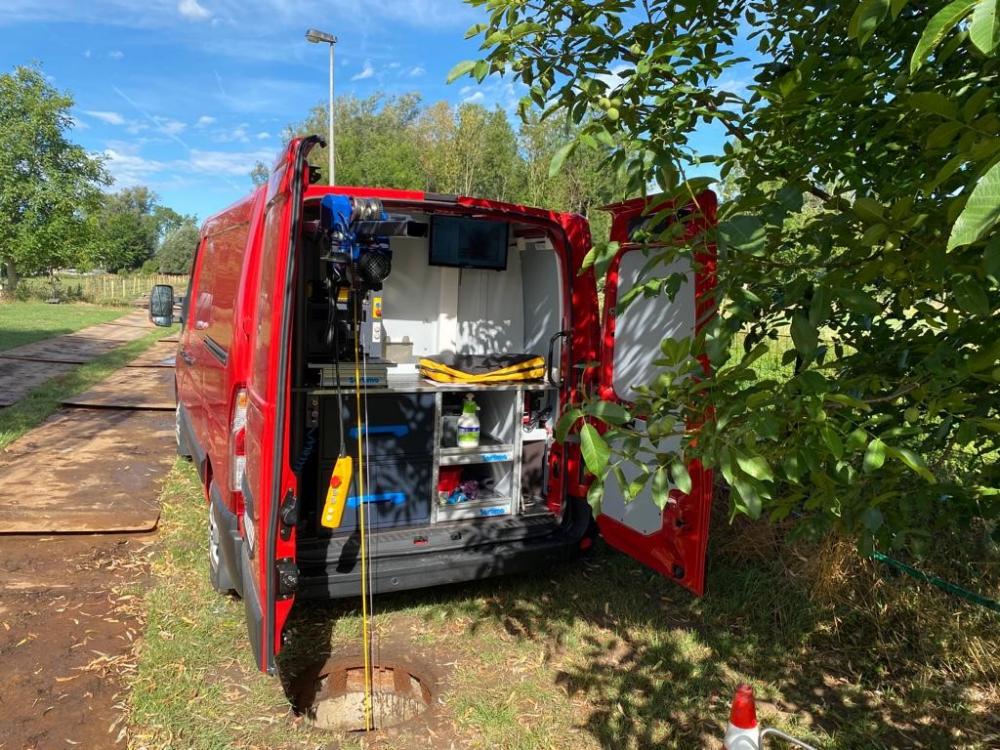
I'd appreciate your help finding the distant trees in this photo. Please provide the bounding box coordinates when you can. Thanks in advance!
[0,65,107,293]
[155,220,200,274]
[288,93,627,232]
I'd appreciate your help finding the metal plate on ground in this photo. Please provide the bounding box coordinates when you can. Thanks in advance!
[0,359,77,406]
[126,342,176,368]
[0,408,173,533]
[62,367,175,410]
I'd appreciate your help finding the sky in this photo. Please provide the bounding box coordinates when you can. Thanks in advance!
[0,0,752,221]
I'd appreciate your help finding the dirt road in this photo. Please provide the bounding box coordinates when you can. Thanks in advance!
[0,324,177,749]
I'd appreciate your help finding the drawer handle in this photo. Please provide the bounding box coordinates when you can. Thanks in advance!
[348,425,410,439]
[347,492,406,508]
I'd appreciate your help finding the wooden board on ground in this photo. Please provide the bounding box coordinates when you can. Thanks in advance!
[0,359,77,406]
[0,311,153,365]
[62,367,175,410]
[104,309,155,328]
[0,334,120,364]
[0,408,173,533]
[160,334,180,343]
[126,341,176,368]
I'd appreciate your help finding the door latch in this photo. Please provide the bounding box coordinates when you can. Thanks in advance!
[275,558,299,598]
[279,488,298,540]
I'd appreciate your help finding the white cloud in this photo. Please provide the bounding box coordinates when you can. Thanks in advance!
[103,145,166,187]
[351,61,375,82]
[408,65,426,77]
[82,49,92,59]
[196,115,216,128]
[69,115,89,130]
[462,91,485,104]
[187,148,273,177]
[158,119,187,136]
[256,131,271,140]
[178,0,211,21]
[86,110,125,125]
[109,50,124,59]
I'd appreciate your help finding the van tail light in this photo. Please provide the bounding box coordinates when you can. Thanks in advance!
[230,387,248,494]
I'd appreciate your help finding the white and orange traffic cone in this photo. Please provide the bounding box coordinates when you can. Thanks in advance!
[723,684,761,750]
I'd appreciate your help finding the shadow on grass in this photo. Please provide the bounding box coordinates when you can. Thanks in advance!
[277,520,997,750]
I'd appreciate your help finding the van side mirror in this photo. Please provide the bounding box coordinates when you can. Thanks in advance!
[149,284,175,327]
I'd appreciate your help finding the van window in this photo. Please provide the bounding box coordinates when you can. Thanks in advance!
[251,197,286,391]
[180,242,199,329]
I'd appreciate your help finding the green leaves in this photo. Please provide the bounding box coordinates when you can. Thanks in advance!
[948,161,1000,250]
[548,140,577,177]
[718,215,765,255]
[670,460,692,494]
[863,438,887,472]
[908,91,959,119]
[910,0,977,74]
[446,60,477,84]
[790,312,819,363]
[970,0,1000,54]
[580,423,611,476]
[888,446,937,482]
[848,0,890,48]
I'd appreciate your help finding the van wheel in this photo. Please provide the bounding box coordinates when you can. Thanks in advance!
[209,499,235,594]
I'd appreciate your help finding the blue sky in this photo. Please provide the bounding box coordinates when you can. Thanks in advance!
[1,0,752,220]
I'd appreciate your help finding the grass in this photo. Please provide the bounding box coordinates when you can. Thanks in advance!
[127,461,999,750]
[0,325,174,450]
[0,301,124,352]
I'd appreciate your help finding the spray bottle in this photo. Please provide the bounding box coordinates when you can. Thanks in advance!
[457,394,480,448]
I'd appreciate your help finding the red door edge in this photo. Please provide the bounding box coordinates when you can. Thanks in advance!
[259,134,324,672]
[595,191,717,596]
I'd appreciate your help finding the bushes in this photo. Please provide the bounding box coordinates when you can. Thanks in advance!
[12,272,187,306]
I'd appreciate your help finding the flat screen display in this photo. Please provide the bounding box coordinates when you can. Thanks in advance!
[429,215,509,271]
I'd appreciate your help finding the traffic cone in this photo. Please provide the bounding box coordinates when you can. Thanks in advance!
[723,684,761,749]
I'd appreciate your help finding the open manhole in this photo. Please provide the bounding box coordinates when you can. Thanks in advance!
[292,657,434,732]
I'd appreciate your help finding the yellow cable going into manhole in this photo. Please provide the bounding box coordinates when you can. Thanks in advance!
[351,295,374,731]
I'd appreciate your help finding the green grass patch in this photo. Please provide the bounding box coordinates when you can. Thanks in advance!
[0,301,124,352]
[129,463,999,749]
[0,326,173,450]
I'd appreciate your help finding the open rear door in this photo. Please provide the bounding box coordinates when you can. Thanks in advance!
[242,136,321,672]
[596,192,717,595]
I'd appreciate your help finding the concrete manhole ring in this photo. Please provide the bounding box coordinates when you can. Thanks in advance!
[290,655,438,733]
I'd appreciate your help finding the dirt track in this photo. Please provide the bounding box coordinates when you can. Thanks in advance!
[0,311,177,749]
[0,534,153,750]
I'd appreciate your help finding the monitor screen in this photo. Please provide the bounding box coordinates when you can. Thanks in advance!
[429,215,509,271]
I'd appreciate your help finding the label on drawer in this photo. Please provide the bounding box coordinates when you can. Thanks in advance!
[479,505,510,517]
[481,452,512,462]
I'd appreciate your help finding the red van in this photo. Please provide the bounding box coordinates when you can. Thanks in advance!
[150,136,716,673]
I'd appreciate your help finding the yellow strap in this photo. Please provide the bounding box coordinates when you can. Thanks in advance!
[352,297,374,731]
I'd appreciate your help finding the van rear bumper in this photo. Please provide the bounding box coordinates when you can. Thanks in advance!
[296,499,591,600]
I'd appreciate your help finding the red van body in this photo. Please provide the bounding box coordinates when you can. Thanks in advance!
[163,137,716,673]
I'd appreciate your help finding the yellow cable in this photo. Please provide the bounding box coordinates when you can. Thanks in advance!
[352,295,374,731]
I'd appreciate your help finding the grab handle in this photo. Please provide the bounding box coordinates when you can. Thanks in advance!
[547,330,571,388]
[347,424,409,439]
[347,492,406,508]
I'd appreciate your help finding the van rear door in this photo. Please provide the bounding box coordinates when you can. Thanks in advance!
[595,192,717,596]
[242,136,321,672]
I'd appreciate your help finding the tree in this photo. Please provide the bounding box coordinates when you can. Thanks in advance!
[0,64,107,292]
[250,160,269,187]
[156,220,200,275]
[88,186,162,272]
[456,1,1000,554]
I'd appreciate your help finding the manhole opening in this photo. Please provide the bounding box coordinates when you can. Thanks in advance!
[298,662,433,732]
